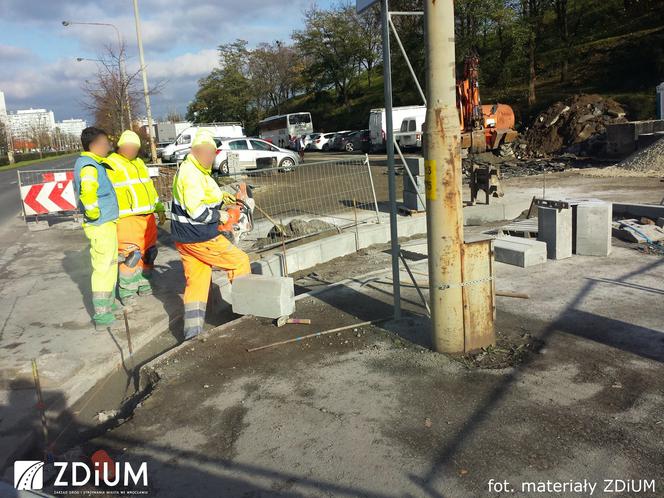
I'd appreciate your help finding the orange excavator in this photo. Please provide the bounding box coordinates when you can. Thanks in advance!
[456,53,518,153]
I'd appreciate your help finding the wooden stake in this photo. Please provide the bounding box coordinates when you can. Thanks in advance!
[123,309,133,355]
[31,359,49,458]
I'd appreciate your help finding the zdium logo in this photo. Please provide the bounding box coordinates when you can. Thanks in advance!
[14,460,44,490]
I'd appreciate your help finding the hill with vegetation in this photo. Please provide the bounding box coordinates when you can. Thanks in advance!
[186,0,663,135]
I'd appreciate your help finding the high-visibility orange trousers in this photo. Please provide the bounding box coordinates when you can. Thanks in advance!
[175,235,251,339]
[117,214,158,300]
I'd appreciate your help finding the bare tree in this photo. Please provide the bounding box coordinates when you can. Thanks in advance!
[80,43,151,136]
[26,115,53,159]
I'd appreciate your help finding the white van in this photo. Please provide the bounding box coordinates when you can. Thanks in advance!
[368,105,426,151]
[161,123,244,162]
[396,115,426,149]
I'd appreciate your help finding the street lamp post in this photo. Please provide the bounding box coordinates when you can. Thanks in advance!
[131,0,158,163]
[62,20,132,128]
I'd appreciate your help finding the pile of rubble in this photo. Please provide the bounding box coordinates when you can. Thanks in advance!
[525,94,627,157]
[616,135,664,175]
[254,218,337,249]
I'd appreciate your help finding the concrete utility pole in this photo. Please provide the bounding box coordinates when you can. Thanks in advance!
[132,0,158,163]
[424,0,465,352]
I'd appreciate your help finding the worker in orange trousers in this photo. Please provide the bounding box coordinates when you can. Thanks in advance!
[171,130,251,339]
[105,130,166,304]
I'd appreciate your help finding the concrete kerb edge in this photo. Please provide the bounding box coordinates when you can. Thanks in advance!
[0,310,182,474]
[252,217,428,278]
[138,315,250,392]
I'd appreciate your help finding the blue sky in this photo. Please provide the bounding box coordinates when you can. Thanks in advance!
[0,0,335,122]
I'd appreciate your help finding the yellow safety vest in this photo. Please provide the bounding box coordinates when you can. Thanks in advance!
[104,153,162,218]
[170,154,224,243]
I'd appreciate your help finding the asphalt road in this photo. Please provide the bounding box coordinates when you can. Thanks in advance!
[0,154,77,228]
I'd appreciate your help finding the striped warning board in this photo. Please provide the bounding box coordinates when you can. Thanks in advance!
[41,171,74,183]
[20,180,77,215]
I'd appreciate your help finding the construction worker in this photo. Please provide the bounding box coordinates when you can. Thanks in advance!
[73,127,119,330]
[171,129,251,340]
[104,130,166,305]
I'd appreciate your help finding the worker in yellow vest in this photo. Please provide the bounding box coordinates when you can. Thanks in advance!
[171,130,251,340]
[104,130,166,305]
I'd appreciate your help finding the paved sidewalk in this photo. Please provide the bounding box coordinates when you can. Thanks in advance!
[0,216,189,471]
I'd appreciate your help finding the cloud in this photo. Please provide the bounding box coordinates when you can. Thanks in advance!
[0,0,322,120]
[0,0,314,52]
[0,45,218,120]
[0,44,35,61]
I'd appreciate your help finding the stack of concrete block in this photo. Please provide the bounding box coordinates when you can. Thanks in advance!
[538,206,573,259]
[573,201,612,256]
[403,157,426,211]
[231,274,295,319]
[494,236,547,267]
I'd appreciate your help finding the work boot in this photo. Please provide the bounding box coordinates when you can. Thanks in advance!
[137,284,153,296]
[119,292,137,308]
[111,301,125,319]
[94,314,124,333]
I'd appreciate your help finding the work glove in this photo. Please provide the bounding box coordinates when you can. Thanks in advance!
[218,210,230,224]
[221,192,236,207]
[85,207,100,221]
[157,211,167,226]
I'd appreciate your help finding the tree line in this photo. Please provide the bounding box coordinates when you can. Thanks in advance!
[186,0,663,133]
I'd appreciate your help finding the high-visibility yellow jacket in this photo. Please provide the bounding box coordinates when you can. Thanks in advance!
[104,152,164,218]
[74,152,119,226]
[170,154,224,243]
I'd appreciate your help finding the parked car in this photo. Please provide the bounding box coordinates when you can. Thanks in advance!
[213,137,299,174]
[341,129,371,153]
[156,141,171,159]
[173,138,223,163]
[309,132,336,151]
[161,123,244,162]
[396,116,425,149]
[330,131,354,151]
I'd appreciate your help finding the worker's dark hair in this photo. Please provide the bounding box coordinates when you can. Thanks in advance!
[80,127,108,151]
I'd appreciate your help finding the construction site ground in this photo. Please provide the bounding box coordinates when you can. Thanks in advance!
[65,172,663,497]
[2,160,663,496]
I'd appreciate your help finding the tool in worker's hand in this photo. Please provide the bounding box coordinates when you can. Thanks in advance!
[157,211,167,226]
[276,316,312,328]
[218,183,255,244]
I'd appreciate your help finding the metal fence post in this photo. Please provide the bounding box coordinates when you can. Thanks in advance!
[382,0,401,320]
[364,154,381,223]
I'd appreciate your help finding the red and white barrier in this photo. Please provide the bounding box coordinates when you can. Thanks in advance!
[20,180,77,215]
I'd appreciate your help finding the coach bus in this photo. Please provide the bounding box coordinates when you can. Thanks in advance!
[258,112,314,149]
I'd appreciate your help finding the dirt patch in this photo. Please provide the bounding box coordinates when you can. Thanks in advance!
[456,330,544,369]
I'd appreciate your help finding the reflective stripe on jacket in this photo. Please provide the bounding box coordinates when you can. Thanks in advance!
[73,152,119,226]
[104,152,162,218]
[170,154,223,243]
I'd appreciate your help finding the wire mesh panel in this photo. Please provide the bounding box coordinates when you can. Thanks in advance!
[225,156,380,244]
[17,168,73,186]
[149,163,177,203]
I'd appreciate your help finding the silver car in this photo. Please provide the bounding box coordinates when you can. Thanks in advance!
[213,137,299,175]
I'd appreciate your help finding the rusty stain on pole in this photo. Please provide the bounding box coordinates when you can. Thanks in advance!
[424,0,466,352]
